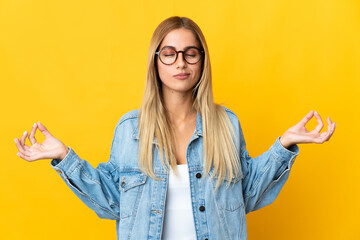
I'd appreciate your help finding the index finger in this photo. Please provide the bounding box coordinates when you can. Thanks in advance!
[312,111,324,133]
[28,123,38,145]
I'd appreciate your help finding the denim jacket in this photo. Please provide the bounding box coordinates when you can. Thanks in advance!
[51,107,299,240]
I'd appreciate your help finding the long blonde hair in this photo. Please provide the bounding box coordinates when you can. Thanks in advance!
[139,16,241,189]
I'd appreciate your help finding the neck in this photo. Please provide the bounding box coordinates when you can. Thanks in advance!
[162,88,197,126]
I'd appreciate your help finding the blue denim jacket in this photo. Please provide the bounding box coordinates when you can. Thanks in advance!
[51,107,299,240]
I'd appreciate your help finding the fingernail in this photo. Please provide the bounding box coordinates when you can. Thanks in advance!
[23,131,27,135]
[33,123,36,127]
[315,111,318,114]
[16,153,20,156]
[14,138,17,143]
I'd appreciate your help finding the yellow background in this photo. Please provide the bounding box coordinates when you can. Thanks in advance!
[1,0,359,239]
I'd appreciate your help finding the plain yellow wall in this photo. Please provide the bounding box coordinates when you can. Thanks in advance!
[1,0,359,239]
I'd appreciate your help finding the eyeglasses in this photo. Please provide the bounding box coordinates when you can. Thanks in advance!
[155,46,204,65]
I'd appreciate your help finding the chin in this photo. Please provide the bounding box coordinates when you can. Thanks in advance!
[162,84,195,94]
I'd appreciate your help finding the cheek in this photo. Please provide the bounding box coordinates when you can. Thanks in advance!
[157,60,171,77]
[193,65,202,79]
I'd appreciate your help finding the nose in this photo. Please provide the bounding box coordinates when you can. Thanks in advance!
[175,52,186,68]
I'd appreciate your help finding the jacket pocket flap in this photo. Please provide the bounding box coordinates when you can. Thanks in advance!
[120,172,147,192]
[209,169,243,184]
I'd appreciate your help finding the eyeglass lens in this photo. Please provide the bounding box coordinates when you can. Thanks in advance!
[159,47,202,65]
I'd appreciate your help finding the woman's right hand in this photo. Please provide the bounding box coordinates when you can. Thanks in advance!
[14,122,69,162]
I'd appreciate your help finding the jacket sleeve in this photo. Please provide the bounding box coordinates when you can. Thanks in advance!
[50,124,121,220]
[238,121,300,214]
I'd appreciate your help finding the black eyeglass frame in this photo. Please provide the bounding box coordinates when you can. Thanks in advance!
[155,46,204,65]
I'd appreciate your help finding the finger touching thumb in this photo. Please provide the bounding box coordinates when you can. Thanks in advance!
[37,121,53,137]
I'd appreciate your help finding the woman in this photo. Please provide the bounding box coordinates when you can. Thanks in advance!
[14,16,336,240]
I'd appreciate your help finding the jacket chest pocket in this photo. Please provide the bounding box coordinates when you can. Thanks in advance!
[211,175,244,212]
[119,171,147,220]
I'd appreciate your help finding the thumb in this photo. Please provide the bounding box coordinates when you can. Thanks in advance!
[37,121,53,138]
[297,110,315,127]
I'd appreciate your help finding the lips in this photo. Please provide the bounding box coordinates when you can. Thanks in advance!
[173,73,190,77]
[173,73,190,80]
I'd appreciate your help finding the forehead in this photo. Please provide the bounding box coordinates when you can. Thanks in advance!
[159,28,200,50]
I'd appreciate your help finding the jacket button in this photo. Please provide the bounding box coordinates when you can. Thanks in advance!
[196,173,202,178]
[199,206,205,211]
[121,177,125,187]
[205,238,208,240]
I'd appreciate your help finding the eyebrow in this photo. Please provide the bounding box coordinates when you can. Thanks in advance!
[161,45,200,50]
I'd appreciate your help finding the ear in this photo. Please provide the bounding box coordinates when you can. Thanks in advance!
[200,58,204,78]
[154,59,161,83]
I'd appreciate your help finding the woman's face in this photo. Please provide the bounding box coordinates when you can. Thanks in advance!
[156,28,203,96]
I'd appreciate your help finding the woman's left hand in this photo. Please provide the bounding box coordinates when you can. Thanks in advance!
[279,110,336,149]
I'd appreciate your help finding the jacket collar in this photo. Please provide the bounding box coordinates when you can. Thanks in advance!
[131,111,203,142]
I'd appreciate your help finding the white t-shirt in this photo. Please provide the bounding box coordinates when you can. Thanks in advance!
[161,164,197,240]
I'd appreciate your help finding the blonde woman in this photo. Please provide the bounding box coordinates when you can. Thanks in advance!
[14,16,336,240]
